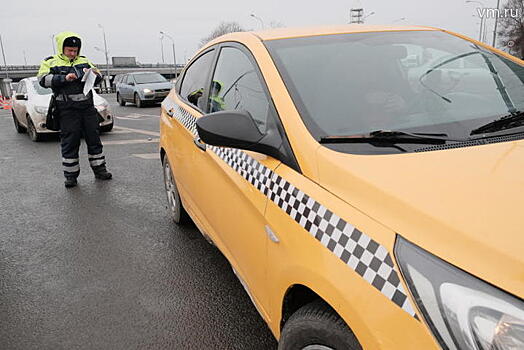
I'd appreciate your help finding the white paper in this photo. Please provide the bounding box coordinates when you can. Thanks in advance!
[82,68,96,95]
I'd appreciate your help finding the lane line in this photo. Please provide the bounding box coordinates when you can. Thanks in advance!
[114,126,160,137]
[132,153,160,160]
[104,138,159,145]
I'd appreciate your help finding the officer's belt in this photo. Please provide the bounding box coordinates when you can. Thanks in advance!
[55,93,90,102]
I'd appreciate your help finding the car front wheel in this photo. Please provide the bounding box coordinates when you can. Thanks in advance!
[117,92,125,106]
[12,110,26,133]
[163,155,190,224]
[26,115,41,142]
[134,93,143,108]
[278,300,362,350]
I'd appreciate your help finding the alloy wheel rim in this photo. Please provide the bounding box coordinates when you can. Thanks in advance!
[164,163,177,213]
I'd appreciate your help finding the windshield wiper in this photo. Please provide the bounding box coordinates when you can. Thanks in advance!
[470,111,524,135]
[320,130,458,144]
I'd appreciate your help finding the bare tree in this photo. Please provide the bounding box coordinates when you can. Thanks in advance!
[200,22,247,47]
[497,0,524,58]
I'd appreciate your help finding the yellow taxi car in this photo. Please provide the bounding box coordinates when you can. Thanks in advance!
[159,25,524,349]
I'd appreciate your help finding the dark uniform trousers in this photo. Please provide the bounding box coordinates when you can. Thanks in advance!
[58,101,106,178]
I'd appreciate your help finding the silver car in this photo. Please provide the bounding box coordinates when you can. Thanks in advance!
[116,72,173,108]
[11,77,114,142]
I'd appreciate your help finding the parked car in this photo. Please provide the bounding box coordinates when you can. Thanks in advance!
[159,25,524,349]
[115,72,172,108]
[11,77,113,141]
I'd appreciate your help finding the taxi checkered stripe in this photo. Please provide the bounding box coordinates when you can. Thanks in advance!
[166,99,417,317]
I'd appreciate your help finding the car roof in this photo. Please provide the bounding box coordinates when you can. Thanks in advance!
[254,24,438,41]
[206,25,439,46]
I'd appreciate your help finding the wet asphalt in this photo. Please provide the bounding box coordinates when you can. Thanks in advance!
[0,95,277,350]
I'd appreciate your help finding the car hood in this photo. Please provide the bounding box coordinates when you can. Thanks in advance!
[135,82,172,90]
[317,140,524,297]
[29,94,53,108]
[30,93,106,108]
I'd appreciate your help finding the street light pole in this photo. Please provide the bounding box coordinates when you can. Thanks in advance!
[0,34,9,79]
[159,35,165,64]
[97,24,110,89]
[250,13,265,29]
[160,31,177,78]
[492,0,501,47]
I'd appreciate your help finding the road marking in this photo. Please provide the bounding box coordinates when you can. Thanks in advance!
[104,138,159,145]
[114,126,160,137]
[107,129,133,134]
[132,153,160,160]
[115,113,159,120]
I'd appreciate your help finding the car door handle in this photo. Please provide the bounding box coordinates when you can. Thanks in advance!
[193,137,207,151]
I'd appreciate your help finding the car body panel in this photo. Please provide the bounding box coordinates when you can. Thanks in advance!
[161,91,281,319]
[265,162,438,348]
[317,141,524,298]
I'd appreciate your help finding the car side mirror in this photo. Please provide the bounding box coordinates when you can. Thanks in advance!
[197,109,300,171]
[196,110,264,149]
[15,94,27,101]
[128,82,135,86]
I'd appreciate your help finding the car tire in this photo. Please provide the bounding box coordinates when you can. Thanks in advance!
[100,121,114,132]
[26,115,41,142]
[117,92,125,106]
[12,110,26,133]
[163,154,190,225]
[134,93,143,108]
[278,300,362,350]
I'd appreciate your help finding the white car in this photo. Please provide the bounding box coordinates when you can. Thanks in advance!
[11,77,114,141]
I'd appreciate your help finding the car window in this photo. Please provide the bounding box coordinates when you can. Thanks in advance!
[20,81,27,94]
[208,47,270,133]
[126,75,134,85]
[32,81,52,95]
[179,50,215,109]
[134,73,166,84]
[266,31,524,143]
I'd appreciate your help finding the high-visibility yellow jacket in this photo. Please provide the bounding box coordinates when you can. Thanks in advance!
[38,31,102,97]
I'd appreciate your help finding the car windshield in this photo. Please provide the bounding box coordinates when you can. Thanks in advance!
[32,81,52,95]
[133,73,167,84]
[265,31,524,152]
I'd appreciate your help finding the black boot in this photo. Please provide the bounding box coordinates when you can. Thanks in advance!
[93,165,112,180]
[64,177,78,188]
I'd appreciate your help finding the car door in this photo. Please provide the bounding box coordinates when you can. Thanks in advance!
[122,75,133,100]
[193,44,290,316]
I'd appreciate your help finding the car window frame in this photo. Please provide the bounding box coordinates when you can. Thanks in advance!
[176,47,218,113]
[206,41,301,172]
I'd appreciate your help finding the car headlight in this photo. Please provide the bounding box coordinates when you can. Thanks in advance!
[395,236,524,350]
[34,106,48,115]
[143,88,154,94]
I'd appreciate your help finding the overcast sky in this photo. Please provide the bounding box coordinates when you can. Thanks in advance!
[0,0,500,66]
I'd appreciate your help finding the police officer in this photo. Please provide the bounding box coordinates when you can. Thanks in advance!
[38,31,112,188]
